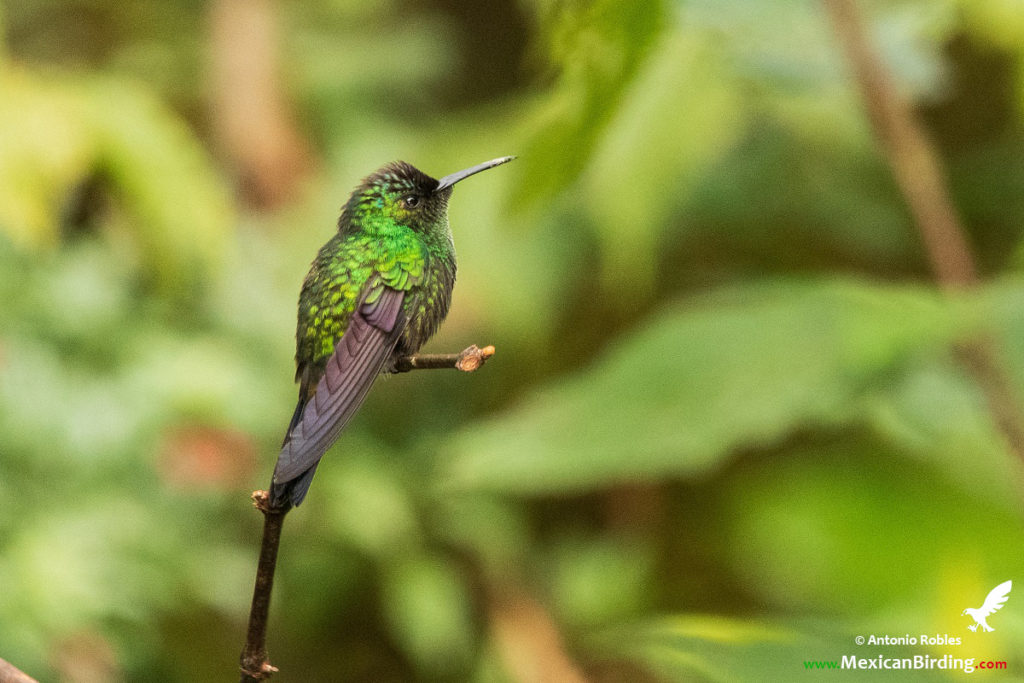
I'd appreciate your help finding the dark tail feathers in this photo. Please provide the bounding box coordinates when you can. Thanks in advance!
[268,397,318,508]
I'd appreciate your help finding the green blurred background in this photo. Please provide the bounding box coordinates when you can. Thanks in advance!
[2,0,1024,680]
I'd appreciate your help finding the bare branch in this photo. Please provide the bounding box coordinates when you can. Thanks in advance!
[825,0,1024,470]
[955,341,1024,466]
[207,0,316,208]
[487,585,589,683]
[824,0,977,290]
[393,344,495,373]
[239,491,287,682]
[0,658,39,683]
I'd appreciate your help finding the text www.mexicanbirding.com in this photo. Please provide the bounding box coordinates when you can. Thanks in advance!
[802,656,1007,673]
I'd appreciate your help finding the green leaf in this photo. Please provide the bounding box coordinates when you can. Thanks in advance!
[0,71,97,248]
[90,78,234,294]
[381,555,475,676]
[433,494,531,574]
[322,449,423,558]
[960,0,1024,52]
[720,442,1024,618]
[512,0,667,204]
[547,537,654,630]
[864,359,1019,506]
[441,279,975,494]
[0,67,234,295]
[581,30,744,294]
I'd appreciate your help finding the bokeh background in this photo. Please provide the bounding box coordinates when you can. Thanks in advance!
[2,0,1024,680]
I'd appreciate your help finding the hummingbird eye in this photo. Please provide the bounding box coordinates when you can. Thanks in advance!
[403,194,420,208]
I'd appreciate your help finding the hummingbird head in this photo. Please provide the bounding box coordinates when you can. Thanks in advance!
[339,156,514,236]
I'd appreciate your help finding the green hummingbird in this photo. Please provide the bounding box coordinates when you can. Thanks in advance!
[270,156,514,508]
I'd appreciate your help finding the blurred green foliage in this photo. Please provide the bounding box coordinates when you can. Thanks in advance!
[2,0,1024,681]
[0,66,233,294]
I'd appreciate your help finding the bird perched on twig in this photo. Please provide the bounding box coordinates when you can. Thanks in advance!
[269,156,514,508]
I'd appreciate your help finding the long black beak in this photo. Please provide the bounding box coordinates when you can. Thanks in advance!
[434,156,515,192]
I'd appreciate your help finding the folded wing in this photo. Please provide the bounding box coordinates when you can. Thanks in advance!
[271,285,406,506]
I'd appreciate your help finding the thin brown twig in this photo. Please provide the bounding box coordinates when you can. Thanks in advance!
[239,492,286,683]
[954,341,1024,462]
[393,344,495,372]
[824,0,977,290]
[824,0,1024,466]
[487,585,589,683]
[0,658,39,683]
[238,344,495,681]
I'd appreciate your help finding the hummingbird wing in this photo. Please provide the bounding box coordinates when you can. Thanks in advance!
[271,284,406,506]
[977,580,1012,616]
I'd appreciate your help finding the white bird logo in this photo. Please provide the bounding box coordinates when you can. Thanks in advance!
[962,580,1012,632]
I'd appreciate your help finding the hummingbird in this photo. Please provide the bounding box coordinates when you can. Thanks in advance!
[269,156,514,508]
